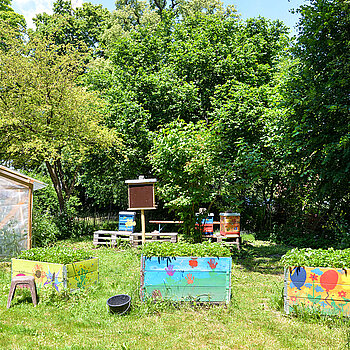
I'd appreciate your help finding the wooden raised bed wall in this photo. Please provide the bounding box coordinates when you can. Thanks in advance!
[12,257,99,291]
[284,266,350,316]
[141,256,232,304]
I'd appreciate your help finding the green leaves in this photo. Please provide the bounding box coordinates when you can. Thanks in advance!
[281,247,350,269]
[17,246,92,265]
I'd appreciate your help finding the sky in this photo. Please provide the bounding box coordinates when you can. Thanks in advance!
[12,0,307,35]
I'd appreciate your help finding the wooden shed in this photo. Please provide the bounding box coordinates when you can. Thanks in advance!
[0,166,47,258]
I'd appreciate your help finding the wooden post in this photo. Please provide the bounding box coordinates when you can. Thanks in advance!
[27,183,33,249]
[141,209,146,245]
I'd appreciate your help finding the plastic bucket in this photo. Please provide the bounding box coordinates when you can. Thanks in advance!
[220,213,240,236]
[107,294,131,315]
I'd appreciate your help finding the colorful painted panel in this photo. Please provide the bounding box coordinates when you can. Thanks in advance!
[11,258,99,292]
[118,211,136,232]
[284,266,350,316]
[141,256,232,303]
[66,258,99,290]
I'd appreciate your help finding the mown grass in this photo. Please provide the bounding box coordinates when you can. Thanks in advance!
[0,236,349,349]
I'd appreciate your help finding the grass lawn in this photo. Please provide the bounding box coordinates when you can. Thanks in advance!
[0,236,348,349]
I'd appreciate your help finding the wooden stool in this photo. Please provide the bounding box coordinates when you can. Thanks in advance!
[7,275,38,308]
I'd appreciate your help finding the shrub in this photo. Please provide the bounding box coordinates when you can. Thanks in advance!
[32,212,60,247]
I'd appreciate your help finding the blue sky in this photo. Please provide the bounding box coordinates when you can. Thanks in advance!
[12,0,307,35]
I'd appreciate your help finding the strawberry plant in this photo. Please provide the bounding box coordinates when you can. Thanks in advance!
[281,247,350,268]
[17,246,93,264]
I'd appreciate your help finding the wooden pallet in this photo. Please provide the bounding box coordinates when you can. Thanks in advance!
[93,230,131,247]
[130,231,178,247]
[214,234,241,250]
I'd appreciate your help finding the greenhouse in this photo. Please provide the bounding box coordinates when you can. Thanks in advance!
[0,166,46,258]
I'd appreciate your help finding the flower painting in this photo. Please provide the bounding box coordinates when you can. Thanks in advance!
[285,267,350,316]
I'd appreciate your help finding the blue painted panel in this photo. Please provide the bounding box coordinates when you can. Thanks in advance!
[118,211,136,232]
[201,216,214,225]
[141,256,232,303]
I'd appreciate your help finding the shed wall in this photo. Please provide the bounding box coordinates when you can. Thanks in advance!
[0,177,29,258]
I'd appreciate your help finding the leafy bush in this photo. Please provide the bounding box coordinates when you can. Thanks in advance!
[32,212,60,247]
[142,241,231,257]
[281,247,350,268]
[17,246,93,264]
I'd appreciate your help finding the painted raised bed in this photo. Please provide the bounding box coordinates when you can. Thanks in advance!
[141,256,232,303]
[284,266,350,316]
[11,257,99,292]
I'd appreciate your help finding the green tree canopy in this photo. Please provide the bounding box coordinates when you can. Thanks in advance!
[0,0,25,28]
[283,0,350,217]
[0,23,121,212]
[33,0,111,55]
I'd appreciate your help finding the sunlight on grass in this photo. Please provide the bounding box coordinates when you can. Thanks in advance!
[0,239,348,349]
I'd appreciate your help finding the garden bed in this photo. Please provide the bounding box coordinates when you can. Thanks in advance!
[140,241,232,304]
[12,246,98,291]
[282,248,350,316]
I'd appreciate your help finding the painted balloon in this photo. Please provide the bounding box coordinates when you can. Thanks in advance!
[290,267,307,290]
[320,269,338,292]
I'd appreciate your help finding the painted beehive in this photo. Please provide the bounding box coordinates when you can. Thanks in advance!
[12,257,99,292]
[284,266,350,316]
[118,211,136,232]
[141,256,232,303]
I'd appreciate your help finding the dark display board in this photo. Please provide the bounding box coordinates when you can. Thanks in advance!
[128,184,156,210]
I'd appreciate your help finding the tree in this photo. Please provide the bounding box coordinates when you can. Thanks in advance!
[83,10,289,221]
[149,120,223,242]
[102,0,236,45]
[33,0,111,55]
[0,0,25,28]
[282,0,350,239]
[0,24,121,213]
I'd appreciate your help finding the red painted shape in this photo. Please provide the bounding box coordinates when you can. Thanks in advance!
[189,258,198,268]
[320,269,339,292]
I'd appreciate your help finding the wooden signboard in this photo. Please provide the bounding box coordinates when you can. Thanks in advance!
[125,176,157,245]
[125,177,157,210]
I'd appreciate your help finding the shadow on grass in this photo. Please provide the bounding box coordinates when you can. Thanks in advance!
[234,240,291,275]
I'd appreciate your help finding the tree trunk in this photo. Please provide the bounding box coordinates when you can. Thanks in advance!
[45,161,65,212]
[45,160,78,213]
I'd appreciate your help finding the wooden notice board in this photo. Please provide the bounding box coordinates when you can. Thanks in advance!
[125,177,157,210]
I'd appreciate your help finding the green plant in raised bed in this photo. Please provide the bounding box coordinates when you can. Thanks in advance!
[16,245,93,264]
[142,241,231,257]
[281,247,350,268]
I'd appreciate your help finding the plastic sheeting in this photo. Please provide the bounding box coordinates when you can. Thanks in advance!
[0,177,29,258]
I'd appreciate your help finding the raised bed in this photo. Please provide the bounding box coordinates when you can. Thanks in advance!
[284,267,350,316]
[12,257,99,292]
[141,256,232,304]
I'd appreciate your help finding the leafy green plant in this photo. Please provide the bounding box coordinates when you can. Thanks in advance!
[281,247,350,268]
[16,246,93,264]
[142,241,231,257]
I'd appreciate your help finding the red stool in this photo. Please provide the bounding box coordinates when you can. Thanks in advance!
[7,275,38,308]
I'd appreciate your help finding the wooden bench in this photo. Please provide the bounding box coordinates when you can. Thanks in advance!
[130,231,178,247]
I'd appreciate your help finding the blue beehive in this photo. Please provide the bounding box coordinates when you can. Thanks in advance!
[118,211,136,232]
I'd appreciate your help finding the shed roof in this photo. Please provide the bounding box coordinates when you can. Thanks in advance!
[0,165,47,191]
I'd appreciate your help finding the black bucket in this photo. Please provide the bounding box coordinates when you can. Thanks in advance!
[107,294,131,315]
